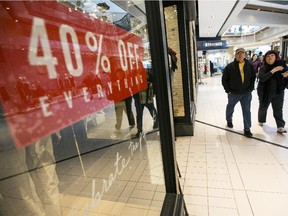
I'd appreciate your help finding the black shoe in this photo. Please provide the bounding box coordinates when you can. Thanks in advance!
[244,130,253,137]
[227,122,233,128]
[277,127,287,133]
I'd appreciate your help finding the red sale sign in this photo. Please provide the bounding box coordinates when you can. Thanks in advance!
[0,1,147,148]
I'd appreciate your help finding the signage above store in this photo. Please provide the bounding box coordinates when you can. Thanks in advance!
[0,1,147,148]
[197,40,228,51]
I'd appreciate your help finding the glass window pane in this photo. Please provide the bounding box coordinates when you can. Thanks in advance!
[0,1,165,214]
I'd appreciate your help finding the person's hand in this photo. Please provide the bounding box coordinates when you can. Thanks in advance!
[282,71,288,78]
[271,66,284,74]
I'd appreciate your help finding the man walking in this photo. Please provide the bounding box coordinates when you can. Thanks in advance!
[222,48,256,137]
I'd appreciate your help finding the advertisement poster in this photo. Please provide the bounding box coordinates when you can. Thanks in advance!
[0,1,147,148]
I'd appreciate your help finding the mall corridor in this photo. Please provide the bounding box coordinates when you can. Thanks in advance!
[176,73,288,216]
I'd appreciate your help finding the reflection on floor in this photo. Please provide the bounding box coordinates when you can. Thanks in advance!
[56,132,165,216]
[177,74,288,216]
[85,102,157,141]
[0,132,165,216]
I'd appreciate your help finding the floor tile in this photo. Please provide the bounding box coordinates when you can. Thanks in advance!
[247,191,288,216]
[176,75,288,216]
[237,163,288,192]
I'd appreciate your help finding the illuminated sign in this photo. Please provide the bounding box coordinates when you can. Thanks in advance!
[204,42,224,47]
[197,40,228,50]
[0,2,147,148]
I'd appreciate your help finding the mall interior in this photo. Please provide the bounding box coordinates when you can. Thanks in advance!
[0,1,288,216]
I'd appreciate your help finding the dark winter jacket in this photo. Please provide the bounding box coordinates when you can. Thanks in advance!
[257,59,288,103]
[222,59,256,94]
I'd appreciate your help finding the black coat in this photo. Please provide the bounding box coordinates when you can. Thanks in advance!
[222,59,256,94]
[257,60,288,103]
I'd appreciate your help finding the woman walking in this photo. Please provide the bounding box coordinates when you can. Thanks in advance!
[257,50,288,133]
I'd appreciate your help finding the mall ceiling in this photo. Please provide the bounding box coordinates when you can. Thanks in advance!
[88,0,287,48]
[198,0,288,46]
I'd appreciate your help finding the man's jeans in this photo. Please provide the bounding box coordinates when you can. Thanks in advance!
[226,92,252,131]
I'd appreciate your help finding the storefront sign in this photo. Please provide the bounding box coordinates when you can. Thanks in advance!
[0,2,147,148]
[197,40,228,50]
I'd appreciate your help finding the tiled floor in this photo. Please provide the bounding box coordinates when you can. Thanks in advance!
[1,73,288,216]
[176,74,288,216]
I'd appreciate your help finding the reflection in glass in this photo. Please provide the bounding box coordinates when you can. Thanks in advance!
[0,136,62,215]
[164,5,185,117]
[0,0,165,215]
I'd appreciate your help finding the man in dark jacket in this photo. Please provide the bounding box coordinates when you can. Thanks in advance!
[222,48,256,137]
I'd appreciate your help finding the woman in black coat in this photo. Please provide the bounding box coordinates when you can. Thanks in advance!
[257,50,288,133]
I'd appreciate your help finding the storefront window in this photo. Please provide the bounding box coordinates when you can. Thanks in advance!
[0,1,164,215]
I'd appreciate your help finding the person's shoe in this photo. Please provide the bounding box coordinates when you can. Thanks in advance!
[258,122,264,126]
[135,131,142,138]
[227,121,233,128]
[277,127,287,133]
[114,129,121,135]
[244,130,253,137]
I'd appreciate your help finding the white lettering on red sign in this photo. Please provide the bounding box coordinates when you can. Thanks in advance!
[28,17,58,79]
[118,39,140,71]
[59,24,83,77]
[1,1,148,148]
